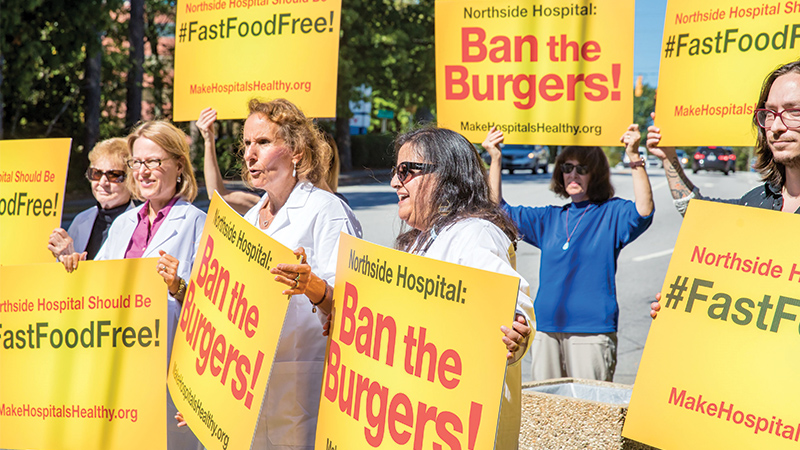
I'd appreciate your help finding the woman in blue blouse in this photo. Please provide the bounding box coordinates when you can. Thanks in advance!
[485,125,654,381]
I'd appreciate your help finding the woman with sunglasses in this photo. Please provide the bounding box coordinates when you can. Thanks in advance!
[390,127,534,450]
[48,138,135,261]
[60,121,206,450]
[485,124,654,382]
[179,99,360,450]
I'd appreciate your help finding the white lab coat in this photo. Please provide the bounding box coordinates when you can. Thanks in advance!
[95,198,206,450]
[413,218,534,450]
[66,201,135,254]
[243,181,362,450]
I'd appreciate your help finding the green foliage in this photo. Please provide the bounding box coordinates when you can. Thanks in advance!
[733,147,754,172]
[338,0,435,130]
[2,0,179,194]
[602,147,623,167]
[2,0,433,189]
[2,0,122,139]
[2,0,126,193]
[633,83,656,135]
[142,0,176,119]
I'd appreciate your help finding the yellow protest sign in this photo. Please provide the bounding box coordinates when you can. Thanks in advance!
[0,138,70,265]
[172,0,341,121]
[0,258,166,450]
[655,0,800,146]
[623,200,800,449]
[315,233,522,449]
[167,194,296,450]
[435,0,634,145]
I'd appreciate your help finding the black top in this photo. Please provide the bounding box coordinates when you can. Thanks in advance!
[86,202,130,259]
[721,182,800,214]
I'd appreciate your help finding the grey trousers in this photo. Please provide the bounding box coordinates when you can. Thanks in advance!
[529,331,617,381]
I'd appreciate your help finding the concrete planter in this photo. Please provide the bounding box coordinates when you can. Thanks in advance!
[518,378,657,450]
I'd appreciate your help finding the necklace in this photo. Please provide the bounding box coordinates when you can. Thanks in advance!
[562,204,592,250]
[258,206,271,229]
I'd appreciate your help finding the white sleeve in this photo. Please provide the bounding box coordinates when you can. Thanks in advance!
[447,223,535,365]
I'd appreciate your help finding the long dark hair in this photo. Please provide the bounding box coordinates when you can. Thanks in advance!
[550,146,614,203]
[393,127,518,252]
[753,60,800,187]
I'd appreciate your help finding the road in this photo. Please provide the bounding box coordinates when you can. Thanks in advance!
[338,166,764,385]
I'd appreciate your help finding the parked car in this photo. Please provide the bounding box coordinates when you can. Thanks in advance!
[645,152,662,168]
[621,147,661,168]
[486,144,549,174]
[692,146,736,175]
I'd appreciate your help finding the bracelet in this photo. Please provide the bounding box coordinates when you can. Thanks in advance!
[311,281,329,313]
[629,160,646,169]
[170,277,187,304]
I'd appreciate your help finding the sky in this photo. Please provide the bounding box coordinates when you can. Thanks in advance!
[634,0,668,87]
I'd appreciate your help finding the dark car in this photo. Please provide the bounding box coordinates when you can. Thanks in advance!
[692,146,736,175]
[493,144,549,174]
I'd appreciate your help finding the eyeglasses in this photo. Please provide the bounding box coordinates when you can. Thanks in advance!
[85,167,126,183]
[392,161,436,184]
[561,163,589,175]
[126,157,172,170]
[754,108,800,130]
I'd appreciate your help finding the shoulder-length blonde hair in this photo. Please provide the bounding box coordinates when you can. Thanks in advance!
[127,120,198,202]
[239,98,331,188]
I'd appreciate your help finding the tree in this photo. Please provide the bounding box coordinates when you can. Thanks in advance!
[2,0,111,140]
[1,0,139,191]
[633,82,656,137]
[138,0,177,120]
[1,0,435,186]
[84,35,103,154]
[126,0,145,128]
[336,0,435,170]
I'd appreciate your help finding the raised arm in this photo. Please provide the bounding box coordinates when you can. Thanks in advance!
[483,126,504,204]
[197,107,259,215]
[621,124,654,217]
[646,113,698,205]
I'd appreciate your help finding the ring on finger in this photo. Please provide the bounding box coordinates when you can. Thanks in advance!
[293,279,299,289]
[159,264,165,271]
[294,273,301,281]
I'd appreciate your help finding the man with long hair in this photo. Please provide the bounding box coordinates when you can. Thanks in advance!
[648,59,800,215]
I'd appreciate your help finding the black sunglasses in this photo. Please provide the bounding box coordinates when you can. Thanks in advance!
[85,167,126,183]
[392,161,436,184]
[561,163,589,175]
